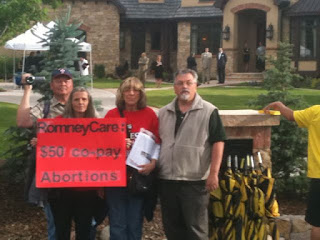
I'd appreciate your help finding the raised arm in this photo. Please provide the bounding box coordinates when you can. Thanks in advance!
[16,73,34,128]
[263,101,295,121]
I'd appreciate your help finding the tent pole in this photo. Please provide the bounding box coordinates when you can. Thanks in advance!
[90,50,93,90]
[13,51,16,83]
[22,48,26,74]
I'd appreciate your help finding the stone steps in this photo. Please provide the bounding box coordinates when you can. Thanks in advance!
[226,72,264,82]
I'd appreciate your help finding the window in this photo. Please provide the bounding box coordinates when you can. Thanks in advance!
[190,22,222,55]
[120,30,125,49]
[151,31,161,50]
[300,18,317,58]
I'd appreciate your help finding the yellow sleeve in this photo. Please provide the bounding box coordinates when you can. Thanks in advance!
[294,105,319,128]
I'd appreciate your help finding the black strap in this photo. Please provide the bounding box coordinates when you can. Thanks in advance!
[118,108,131,138]
[43,100,51,119]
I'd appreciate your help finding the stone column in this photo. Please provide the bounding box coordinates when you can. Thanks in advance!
[177,22,191,70]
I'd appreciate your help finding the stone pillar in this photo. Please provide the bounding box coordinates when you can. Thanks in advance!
[177,22,191,70]
[220,110,280,168]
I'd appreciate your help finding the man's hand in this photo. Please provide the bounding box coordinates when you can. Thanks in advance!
[206,173,219,192]
[30,137,37,147]
[16,73,34,128]
[263,101,295,121]
[21,73,33,91]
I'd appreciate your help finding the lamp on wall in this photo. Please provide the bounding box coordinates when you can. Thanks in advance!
[222,25,230,41]
[266,24,274,40]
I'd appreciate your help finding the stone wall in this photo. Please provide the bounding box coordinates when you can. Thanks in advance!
[177,22,191,70]
[277,215,311,240]
[50,1,121,75]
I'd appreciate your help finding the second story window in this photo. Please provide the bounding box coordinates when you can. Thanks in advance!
[300,18,317,58]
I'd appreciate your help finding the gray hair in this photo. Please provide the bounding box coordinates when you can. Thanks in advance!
[174,69,198,83]
[63,86,96,118]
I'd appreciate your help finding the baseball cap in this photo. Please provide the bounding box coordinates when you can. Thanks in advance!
[51,69,73,79]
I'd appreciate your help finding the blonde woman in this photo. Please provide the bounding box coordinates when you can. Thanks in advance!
[105,77,160,240]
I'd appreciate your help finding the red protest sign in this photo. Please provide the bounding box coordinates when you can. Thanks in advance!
[36,118,126,188]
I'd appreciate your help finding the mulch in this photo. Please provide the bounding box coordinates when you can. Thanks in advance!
[0,175,306,240]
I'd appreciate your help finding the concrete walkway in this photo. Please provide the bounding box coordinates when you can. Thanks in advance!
[0,78,252,116]
[0,83,116,116]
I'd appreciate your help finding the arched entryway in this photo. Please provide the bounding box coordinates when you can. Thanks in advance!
[237,9,266,72]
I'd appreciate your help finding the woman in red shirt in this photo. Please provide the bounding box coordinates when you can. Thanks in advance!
[105,77,160,240]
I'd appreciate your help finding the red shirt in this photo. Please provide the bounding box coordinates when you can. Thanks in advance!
[105,107,160,144]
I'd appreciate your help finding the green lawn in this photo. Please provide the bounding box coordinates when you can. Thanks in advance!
[0,102,18,155]
[0,86,319,155]
[146,86,320,109]
[93,78,172,89]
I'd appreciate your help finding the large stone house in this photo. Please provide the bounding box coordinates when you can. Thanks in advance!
[49,0,320,77]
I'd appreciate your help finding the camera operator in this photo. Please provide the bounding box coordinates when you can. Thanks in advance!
[79,57,89,76]
[17,69,73,128]
[16,69,74,240]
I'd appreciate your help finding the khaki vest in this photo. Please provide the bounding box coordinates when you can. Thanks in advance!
[158,94,216,180]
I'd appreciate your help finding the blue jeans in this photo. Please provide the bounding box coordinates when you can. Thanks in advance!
[106,187,144,240]
[43,202,56,240]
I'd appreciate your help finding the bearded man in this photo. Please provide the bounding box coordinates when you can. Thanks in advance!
[157,69,226,240]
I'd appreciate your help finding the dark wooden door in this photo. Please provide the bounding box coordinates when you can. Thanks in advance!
[131,27,146,69]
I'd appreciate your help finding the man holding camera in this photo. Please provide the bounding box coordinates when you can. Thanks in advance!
[16,69,74,240]
[17,69,73,128]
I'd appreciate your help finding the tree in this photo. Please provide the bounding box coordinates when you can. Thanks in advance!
[35,6,88,99]
[250,42,309,197]
[0,0,60,44]
[3,7,88,182]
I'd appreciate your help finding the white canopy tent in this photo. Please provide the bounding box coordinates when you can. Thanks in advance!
[4,21,93,88]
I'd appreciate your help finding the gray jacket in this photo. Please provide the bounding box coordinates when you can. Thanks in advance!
[158,93,216,181]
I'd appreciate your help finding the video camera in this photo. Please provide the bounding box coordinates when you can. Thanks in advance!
[15,75,46,85]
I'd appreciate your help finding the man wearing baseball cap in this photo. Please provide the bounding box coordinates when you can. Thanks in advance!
[17,68,74,127]
[16,68,74,240]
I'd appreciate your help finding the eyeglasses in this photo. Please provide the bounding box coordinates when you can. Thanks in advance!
[175,81,196,87]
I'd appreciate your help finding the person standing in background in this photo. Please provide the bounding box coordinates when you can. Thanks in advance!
[187,53,197,72]
[243,42,250,72]
[138,52,149,86]
[151,55,164,88]
[217,47,227,84]
[79,57,89,76]
[256,42,266,72]
[201,48,212,84]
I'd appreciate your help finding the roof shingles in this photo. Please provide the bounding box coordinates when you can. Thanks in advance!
[118,0,222,19]
[286,0,320,16]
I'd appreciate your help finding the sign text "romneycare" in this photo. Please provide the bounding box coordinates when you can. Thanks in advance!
[37,121,125,136]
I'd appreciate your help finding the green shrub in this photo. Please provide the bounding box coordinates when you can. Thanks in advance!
[250,42,308,198]
[94,64,106,78]
[0,56,16,80]
[311,78,320,89]
[292,76,312,88]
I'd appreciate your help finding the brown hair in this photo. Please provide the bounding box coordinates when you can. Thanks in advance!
[63,86,96,118]
[116,77,147,111]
